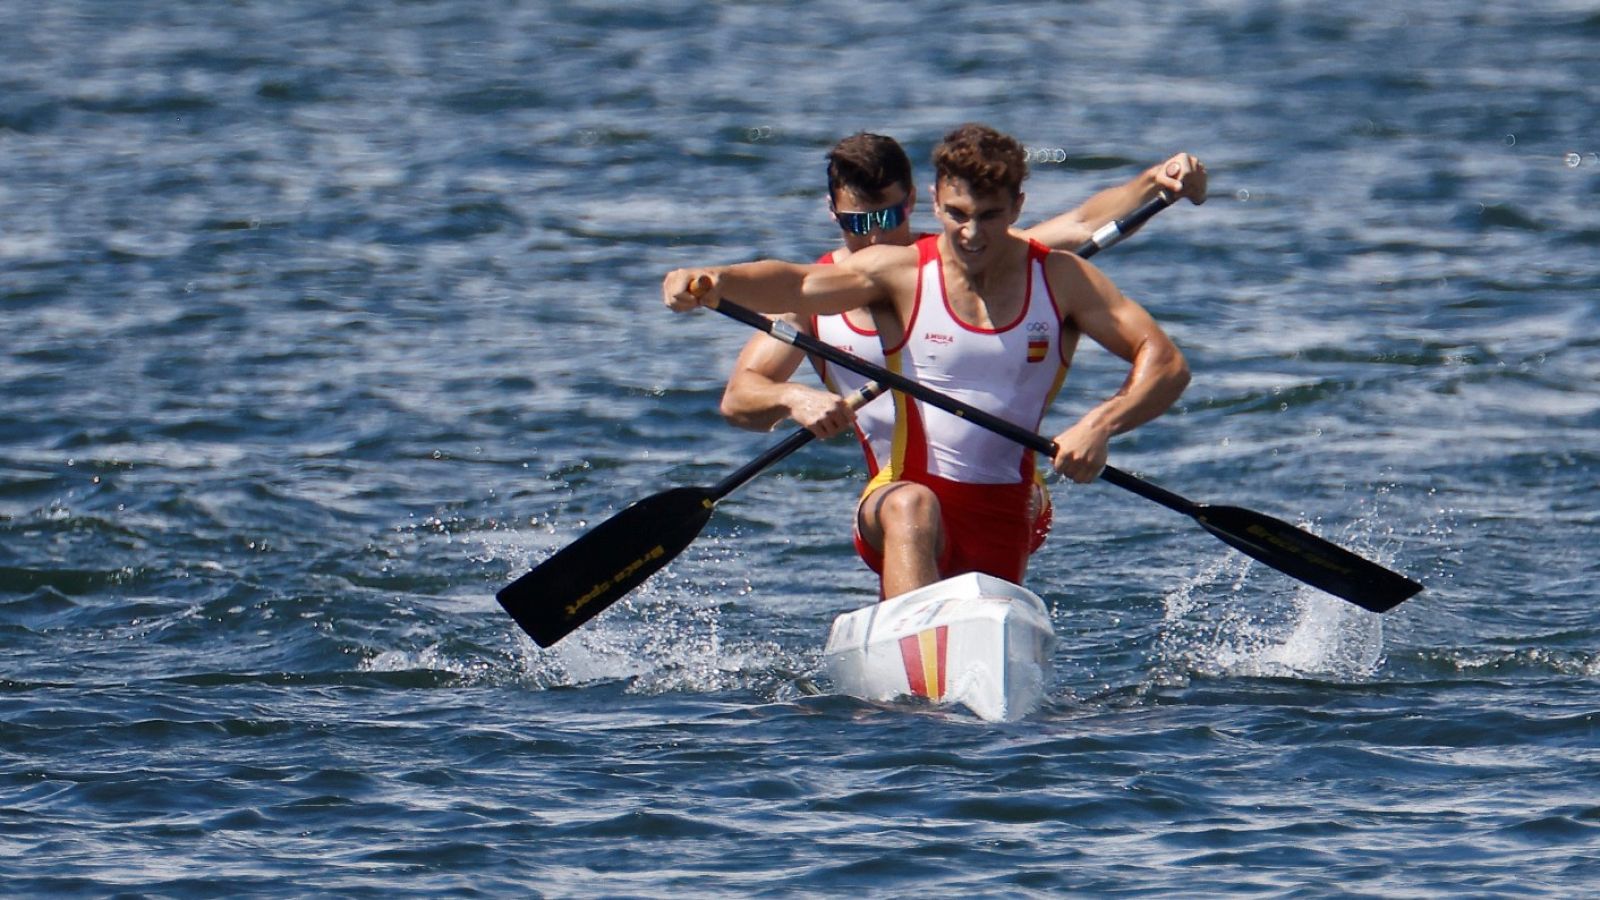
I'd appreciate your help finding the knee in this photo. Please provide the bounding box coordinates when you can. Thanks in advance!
[878,483,941,535]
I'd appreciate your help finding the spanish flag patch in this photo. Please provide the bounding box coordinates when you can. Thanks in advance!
[1026,337,1049,363]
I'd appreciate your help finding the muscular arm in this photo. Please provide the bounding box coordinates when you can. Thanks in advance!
[720,318,855,437]
[669,249,918,435]
[1020,152,1208,251]
[665,245,914,318]
[1045,254,1191,482]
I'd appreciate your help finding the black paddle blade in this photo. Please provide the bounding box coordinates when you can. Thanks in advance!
[1193,505,1423,613]
[497,487,717,647]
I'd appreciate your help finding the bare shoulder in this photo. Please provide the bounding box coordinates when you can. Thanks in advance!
[1041,246,1105,282]
[838,242,919,274]
[1041,249,1121,316]
[841,242,920,296]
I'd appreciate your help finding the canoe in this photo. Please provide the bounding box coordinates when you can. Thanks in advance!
[821,572,1056,722]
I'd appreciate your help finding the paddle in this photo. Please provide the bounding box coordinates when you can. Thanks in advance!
[702,211,1423,613]
[497,381,886,646]
[498,192,1181,647]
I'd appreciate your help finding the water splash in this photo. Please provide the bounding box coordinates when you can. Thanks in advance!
[362,644,507,683]
[465,529,817,700]
[507,592,812,699]
[1155,551,1385,683]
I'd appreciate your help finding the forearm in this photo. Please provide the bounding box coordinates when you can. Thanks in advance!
[1081,338,1191,436]
[721,368,816,432]
[665,260,883,318]
[1072,166,1169,235]
[719,321,856,435]
[1024,153,1206,251]
[1025,168,1165,251]
[717,261,875,317]
[1051,337,1188,482]
[714,261,810,313]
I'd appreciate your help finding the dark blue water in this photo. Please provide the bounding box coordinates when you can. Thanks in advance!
[4,1,1598,896]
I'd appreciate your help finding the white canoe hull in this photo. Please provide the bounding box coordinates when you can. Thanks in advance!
[822,572,1056,722]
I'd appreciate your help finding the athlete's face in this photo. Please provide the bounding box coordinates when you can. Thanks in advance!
[830,183,914,253]
[932,177,1023,273]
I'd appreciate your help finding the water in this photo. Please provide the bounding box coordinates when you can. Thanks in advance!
[3,0,1598,895]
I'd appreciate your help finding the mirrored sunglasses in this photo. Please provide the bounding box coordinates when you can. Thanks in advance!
[834,200,909,236]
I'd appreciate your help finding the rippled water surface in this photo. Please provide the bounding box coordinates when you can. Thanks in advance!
[3,1,1598,896]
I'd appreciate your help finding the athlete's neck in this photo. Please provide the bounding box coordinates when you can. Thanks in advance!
[943,234,1028,301]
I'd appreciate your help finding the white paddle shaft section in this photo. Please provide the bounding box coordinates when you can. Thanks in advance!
[823,573,1056,722]
[1087,218,1130,253]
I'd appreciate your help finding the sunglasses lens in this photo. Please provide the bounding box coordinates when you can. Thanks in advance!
[837,202,905,235]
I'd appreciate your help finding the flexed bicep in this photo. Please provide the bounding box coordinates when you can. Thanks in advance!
[1052,254,1174,364]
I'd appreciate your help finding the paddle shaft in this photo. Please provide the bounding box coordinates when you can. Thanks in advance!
[673,197,1177,497]
[707,194,1210,521]
[718,193,1179,500]
[722,304,1204,516]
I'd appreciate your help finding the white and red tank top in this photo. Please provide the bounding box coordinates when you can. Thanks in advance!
[872,235,1068,488]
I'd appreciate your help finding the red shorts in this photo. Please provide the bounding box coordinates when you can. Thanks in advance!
[853,474,1052,585]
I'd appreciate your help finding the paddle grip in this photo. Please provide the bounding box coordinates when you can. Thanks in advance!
[688,273,716,306]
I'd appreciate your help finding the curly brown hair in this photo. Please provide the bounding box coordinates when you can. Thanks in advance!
[931,123,1028,198]
[825,133,913,205]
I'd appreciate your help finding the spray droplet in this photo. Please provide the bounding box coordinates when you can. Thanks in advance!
[1504,134,1517,146]
[1235,189,1250,201]
[1565,152,1582,168]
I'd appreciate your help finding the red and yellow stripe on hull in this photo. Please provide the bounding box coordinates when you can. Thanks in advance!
[898,625,949,700]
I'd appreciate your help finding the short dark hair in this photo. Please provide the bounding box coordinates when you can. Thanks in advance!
[932,123,1028,198]
[825,133,913,205]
